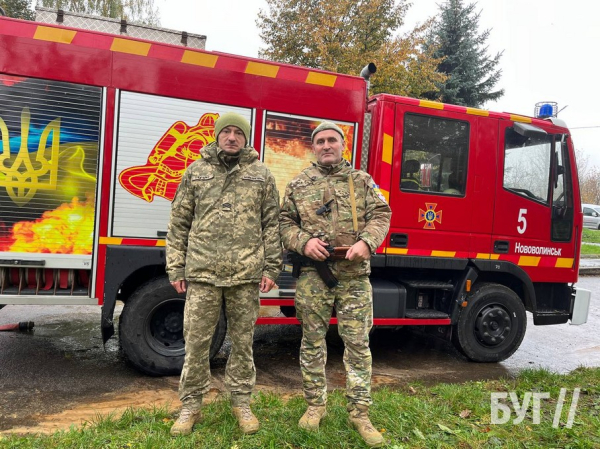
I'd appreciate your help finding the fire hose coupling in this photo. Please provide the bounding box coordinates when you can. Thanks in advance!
[0,321,35,332]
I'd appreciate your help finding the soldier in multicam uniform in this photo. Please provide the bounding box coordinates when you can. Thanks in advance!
[280,121,391,447]
[166,112,282,437]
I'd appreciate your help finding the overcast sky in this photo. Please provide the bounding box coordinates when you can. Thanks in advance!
[155,0,600,168]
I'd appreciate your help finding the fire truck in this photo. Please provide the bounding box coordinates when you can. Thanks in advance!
[0,13,590,376]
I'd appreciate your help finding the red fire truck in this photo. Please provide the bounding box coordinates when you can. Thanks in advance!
[0,14,590,376]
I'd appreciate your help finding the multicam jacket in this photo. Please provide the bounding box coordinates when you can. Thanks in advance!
[280,160,391,278]
[166,142,282,286]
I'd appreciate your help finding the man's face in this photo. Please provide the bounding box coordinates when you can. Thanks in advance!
[217,125,246,155]
[312,129,344,166]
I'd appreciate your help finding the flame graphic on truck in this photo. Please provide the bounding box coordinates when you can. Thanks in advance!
[265,117,354,162]
[0,196,95,253]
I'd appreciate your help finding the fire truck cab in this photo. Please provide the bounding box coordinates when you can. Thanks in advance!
[359,93,590,362]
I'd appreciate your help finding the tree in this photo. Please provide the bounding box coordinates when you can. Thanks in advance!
[576,148,600,204]
[423,0,503,108]
[0,0,34,20]
[257,0,446,98]
[37,0,160,25]
[580,167,600,205]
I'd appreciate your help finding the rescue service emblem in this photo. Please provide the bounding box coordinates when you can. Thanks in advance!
[418,203,442,229]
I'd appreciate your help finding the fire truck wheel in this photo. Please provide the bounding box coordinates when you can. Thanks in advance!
[119,277,227,376]
[452,283,526,363]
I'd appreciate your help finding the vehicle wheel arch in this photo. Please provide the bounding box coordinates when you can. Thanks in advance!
[470,259,535,311]
[101,248,166,344]
[118,264,167,303]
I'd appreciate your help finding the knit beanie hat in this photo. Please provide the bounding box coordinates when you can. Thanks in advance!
[311,121,345,142]
[214,112,251,145]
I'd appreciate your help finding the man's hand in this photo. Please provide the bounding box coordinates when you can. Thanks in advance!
[171,280,187,294]
[260,276,277,293]
[303,238,330,261]
[346,240,371,262]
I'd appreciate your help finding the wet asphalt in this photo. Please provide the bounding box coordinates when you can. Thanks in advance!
[0,276,598,432]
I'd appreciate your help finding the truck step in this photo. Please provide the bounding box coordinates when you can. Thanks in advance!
[533,309,571,325]
[405,309,450,319]
[403,280,454,290]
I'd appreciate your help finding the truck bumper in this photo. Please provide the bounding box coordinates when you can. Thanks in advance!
[571,287,591,325]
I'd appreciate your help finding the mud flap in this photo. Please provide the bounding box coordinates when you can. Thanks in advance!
[101,245,166,346]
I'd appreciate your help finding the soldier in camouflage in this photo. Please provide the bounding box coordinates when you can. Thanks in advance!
[166,112,282,437]
[280,121,391,447]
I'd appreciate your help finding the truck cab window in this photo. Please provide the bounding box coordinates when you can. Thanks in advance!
[401,113,469,196]
[551,135,573,241]
[503,127,552,204]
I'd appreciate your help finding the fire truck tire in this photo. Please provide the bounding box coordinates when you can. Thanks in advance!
[452,283,526,362]
[119,277,227,376]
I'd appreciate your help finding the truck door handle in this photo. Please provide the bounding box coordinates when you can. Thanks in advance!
[390,233,408,247]
[494,240,509,253]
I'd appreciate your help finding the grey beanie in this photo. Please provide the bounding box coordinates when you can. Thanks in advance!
[311,121,345,142]
[214,112,251,144]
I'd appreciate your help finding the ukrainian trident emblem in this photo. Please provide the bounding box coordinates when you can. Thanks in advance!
[0,107,60,206]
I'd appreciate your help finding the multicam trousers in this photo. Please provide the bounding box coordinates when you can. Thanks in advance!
[295,271,373,408]
[179,281,260,410]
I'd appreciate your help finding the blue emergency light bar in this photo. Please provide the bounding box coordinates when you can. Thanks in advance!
[534,101,558,118]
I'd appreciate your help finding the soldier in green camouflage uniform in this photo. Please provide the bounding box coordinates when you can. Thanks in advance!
[166,112,282,436]
[280,122,391,447]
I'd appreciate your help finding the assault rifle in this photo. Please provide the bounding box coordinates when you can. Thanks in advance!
[288,245,351,289]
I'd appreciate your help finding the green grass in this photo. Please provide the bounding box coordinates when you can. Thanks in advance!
[582,229,600,244]
[2,367,600,448]
[580,230,600,256]
[580,244,600,255]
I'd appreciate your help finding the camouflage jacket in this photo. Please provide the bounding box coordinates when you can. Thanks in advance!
[166,142,282,286]
[280,160,391,277]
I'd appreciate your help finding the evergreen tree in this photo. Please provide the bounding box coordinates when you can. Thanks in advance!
[424,0,503,108]
[0,0,34,20]
[38,0,160,26]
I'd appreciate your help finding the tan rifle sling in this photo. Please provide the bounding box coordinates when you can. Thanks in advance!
[348,174,359,233]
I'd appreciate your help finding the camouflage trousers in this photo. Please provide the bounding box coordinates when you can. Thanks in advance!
[295,271,373,408]
[179,282,260,410]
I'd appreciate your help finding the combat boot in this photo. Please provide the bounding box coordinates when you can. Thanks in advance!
[298,405,327,431]
[348,405,384,448]
[170,407,202,436]
[232,405,260,434]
